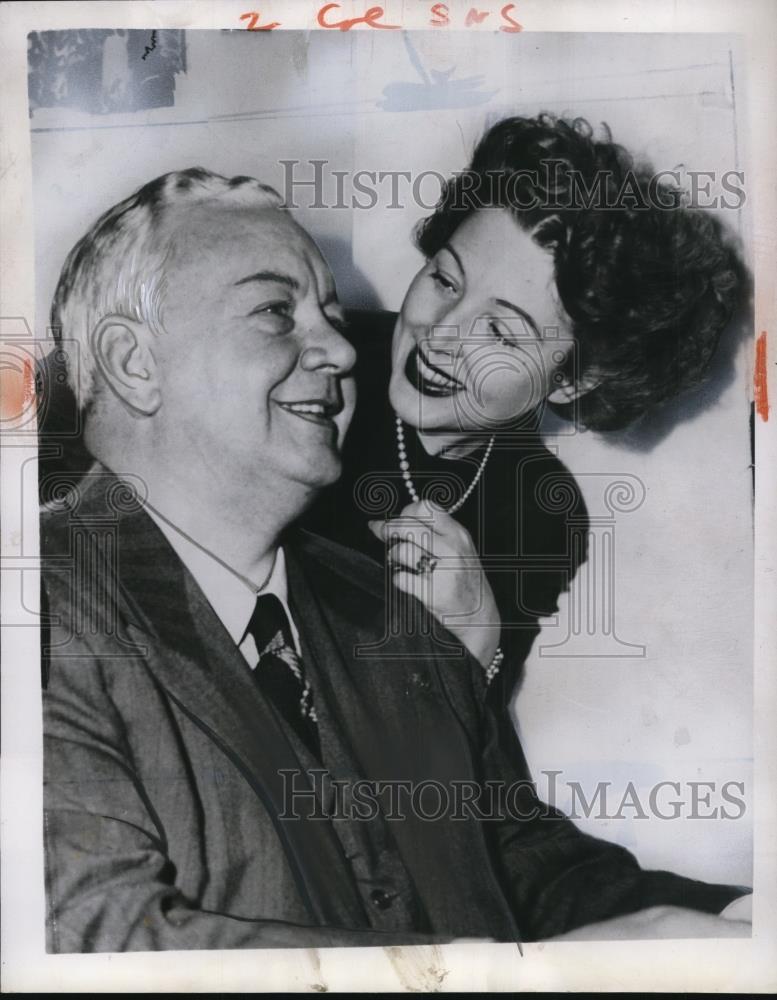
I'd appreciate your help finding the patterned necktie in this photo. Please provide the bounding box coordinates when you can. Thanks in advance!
[246,593,321,760]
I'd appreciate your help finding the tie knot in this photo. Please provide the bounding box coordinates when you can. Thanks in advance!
[247,593,294,657]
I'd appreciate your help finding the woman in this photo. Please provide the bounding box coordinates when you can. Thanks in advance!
[305,113,744,718]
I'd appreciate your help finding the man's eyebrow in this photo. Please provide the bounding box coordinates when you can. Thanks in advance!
[493,298,541,338]
[233,270,299,290]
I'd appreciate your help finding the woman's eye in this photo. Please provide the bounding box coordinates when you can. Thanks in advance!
[488,319,518,348]
[430,269,458,293]
[326,312,348,333]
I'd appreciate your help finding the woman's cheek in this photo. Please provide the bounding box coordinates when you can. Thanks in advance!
[400,272,436,326]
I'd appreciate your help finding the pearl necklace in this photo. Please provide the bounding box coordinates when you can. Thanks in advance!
[395,415,495,515]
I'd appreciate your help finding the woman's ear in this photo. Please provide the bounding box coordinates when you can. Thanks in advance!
[90,315,162,416]
[547,371,602,404]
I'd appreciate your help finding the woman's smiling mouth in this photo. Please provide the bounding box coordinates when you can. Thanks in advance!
[405,343,467,397]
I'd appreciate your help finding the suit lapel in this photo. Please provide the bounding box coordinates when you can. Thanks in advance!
[286,533,478,784]
[75,469,367,929]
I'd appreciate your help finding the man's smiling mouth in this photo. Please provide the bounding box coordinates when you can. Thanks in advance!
[405,343,467,397]
[275,398,341,427]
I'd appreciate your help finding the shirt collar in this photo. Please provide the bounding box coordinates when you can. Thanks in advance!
[143,504,299,651]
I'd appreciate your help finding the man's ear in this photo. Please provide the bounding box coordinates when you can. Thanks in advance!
[91,316,162,416]
[547,371,602,404]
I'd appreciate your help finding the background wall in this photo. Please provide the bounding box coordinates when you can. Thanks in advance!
[30,28,752,885]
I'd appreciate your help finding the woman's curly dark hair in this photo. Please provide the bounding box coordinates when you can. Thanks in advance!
[415,114,745,431]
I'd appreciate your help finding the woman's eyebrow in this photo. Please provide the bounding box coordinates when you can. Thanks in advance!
[493,298,541,339]
[440,243,465,274]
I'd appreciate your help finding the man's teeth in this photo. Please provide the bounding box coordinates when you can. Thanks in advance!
[416,349,463,390]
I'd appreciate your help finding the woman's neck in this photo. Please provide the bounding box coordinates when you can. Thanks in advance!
[416,428,490,460]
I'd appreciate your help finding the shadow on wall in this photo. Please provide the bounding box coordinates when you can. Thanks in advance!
[315,234,382,312]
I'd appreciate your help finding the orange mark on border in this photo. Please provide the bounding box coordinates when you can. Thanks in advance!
[0,356,35,422]
[754,331,769,422]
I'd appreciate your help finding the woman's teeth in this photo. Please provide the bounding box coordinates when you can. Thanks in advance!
[412,345,465,395]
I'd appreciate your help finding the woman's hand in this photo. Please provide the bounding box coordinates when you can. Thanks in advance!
[368,500,501,668]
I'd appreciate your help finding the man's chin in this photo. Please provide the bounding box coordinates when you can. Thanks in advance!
[302,452,343,490]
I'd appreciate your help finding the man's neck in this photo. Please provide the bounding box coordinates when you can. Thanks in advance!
[145,474,296,584]
[142,496,281,592]
[94,450,302,586]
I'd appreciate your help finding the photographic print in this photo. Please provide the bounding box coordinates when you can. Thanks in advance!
[1,0,775,992]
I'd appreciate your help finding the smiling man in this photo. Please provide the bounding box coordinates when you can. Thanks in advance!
[40,168,749,953]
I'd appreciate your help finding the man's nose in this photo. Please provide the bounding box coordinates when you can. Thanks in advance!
[299,322,356,375]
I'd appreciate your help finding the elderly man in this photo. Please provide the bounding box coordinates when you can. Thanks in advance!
[41,168,749,952]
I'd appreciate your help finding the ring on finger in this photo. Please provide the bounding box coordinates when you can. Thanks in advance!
[415,554,438,575]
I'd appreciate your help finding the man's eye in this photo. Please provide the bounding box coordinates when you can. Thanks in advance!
[252,301,292,317]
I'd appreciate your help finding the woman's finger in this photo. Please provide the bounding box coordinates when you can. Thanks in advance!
[399,501,472,545]
[367,518,410,548]
[390,567,434,606]
[387,540,440,574]
[368,518,438,553]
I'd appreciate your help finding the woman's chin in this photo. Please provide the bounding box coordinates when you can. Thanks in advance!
[389,377,463,435]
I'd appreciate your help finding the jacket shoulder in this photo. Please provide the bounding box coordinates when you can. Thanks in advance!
[292,529,385,600]
[40,502,76,555]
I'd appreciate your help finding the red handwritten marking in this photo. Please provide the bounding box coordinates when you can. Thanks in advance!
[24,357,35,407]
[317,3,401,30]
[754,331,769,422]
[239,3,521,31]
[0,356,34,423]
[499,3,522,31]
[429,2,450,26]
[465,8,490,26]
[239,11,281,30]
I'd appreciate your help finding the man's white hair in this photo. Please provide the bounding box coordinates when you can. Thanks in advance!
[51,168,285,408]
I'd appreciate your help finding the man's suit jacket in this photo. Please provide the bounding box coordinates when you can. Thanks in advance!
[41,467,743,952]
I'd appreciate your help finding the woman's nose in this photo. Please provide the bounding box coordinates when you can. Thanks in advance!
[426,323,461,362]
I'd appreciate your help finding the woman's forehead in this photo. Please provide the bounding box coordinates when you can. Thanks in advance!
[449,209,556,296]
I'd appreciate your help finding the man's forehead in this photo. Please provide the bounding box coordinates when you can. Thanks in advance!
[161,201,333,297]
[169,201,305,254]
